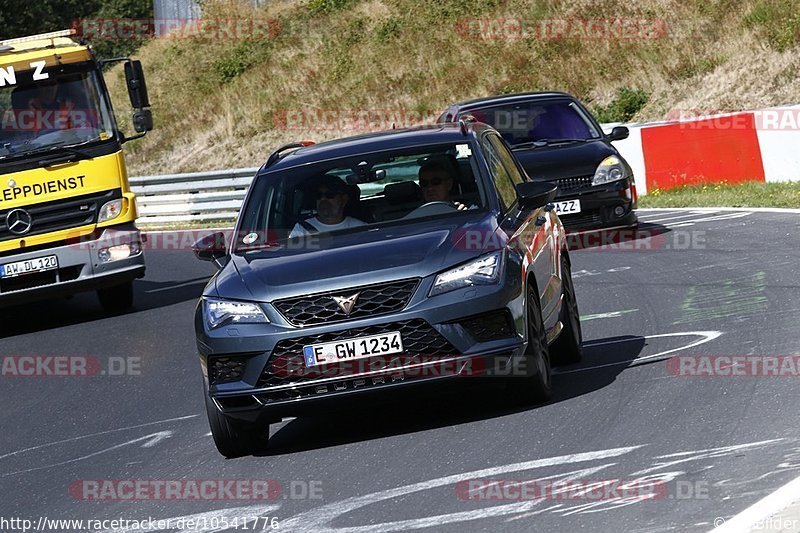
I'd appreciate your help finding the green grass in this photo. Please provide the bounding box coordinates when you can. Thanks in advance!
[639,181,800,208]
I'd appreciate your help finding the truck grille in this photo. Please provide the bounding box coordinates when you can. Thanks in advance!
[257,319,458,387]
[0,189,120,243]
[274,279,419,327]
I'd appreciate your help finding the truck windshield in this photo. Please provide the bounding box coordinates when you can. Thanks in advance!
[0,64,116,160]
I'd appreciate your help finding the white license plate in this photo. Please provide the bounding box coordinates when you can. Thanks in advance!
[0,255,58,278]
[303,331,404,368]
[554,199,582,215]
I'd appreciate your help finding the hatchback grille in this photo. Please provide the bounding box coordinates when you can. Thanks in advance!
[555,176,593,193]
[0,189,119,243]
[274,279,419,327]
[257,319,458,387]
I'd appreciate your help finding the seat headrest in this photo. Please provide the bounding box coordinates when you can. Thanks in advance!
[384,181,421,204]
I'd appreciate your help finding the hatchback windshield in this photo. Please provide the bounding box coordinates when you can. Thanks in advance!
[235,142,486,252]
[467,100,601,146]
[0,63,116,159]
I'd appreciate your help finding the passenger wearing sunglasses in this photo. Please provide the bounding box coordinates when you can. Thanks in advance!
[418,160,469,211]
[290,175,365,237]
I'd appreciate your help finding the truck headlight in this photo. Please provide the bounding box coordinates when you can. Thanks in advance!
[98,199,123,223]
[591,155,628,186]
[203,298,269,329]
[430,252,502,297]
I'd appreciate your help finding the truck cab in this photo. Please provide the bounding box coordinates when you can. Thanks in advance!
[0,29,152,312]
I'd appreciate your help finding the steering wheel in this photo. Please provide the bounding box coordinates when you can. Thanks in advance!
[403,201,459,219]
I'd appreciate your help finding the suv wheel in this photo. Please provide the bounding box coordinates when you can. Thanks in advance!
[205,388,269,458]
[507,283,552,404]
[551,253,583,365]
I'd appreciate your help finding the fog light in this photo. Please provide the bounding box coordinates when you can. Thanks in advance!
[614,206,626,217]
[98,243,140,263]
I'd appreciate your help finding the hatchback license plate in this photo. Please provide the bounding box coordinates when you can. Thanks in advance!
[554,199,582,215]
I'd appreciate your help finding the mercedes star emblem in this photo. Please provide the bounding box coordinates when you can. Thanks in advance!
[6,208,33,235]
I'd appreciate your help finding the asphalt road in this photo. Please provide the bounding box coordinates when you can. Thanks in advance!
[1,208,799,533]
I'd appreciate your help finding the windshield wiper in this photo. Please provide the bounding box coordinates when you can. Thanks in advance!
[0,138,98,165]
[511,138,589,149]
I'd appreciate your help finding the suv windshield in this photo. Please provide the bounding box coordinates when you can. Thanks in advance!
[235,142,486,252]
[0,63,116,160]
[467,100,601,146]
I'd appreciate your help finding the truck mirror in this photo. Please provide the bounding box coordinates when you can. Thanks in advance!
[132,109,153,133]
[124,60,150,109]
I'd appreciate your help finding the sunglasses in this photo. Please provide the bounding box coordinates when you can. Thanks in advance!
[315,189,342,199]
[419,177,446,188]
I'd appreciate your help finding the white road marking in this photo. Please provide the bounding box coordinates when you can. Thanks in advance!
[581,309,639,321]
[1,431,174,477]
[710,472,800,532]
[280,446,643,532]
[0,414,198,462]
[555,331,723,374]
[663,212,753,228]
[145,278,209,293]
[638,207,800,214]
[640,212,717,223]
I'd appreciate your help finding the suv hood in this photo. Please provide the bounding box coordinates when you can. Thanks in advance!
[513,139,618,181]
[213,213,504,302]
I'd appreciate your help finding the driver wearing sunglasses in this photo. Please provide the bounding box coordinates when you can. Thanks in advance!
[418,160,468,211]
[290,175,365,238]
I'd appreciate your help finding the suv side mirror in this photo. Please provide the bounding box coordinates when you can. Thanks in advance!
[193,232,228,268]
[124,60,150,109]
[608,126,629,141]
[516,182,557,209]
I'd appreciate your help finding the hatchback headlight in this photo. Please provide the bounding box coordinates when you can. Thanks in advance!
[591,155,628,186]
[430,252,502,297]
[203,298,269,329]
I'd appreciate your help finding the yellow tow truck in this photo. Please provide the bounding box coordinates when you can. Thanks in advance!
[0,29,152,312]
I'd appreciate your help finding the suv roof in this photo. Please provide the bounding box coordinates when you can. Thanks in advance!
[263,122,493,173]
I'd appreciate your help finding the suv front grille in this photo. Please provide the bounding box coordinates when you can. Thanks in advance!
[0,189,120,243]
[555,176,593,193]
[274,278,419,327]
[257,318,458,387]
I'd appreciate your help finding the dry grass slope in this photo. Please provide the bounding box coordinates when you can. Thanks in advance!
[105,0,800,176]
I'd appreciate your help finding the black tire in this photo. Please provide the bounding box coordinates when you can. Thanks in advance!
[204,388,269,458]
[97,281,134,313]
[551,253,583,366]
[507,283,552,404]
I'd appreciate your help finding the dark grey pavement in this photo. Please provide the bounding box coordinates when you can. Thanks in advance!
[1,209,799,532]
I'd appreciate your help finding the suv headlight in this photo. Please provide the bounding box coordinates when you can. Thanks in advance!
[98,199,123,223]
[203,298,269,329]
[591,155,628,186]
[430,252,502,297]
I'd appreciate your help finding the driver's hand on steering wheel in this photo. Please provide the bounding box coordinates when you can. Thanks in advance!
[454,201,468,211]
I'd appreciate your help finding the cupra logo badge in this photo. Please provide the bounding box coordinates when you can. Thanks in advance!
[6,208,33,235]
[331,293,360,316]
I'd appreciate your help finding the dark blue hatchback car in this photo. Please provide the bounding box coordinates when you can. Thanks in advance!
[438,92,638,231]
[193,122,582,457]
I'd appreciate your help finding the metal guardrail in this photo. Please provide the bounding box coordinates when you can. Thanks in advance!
[130,167,258,225]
